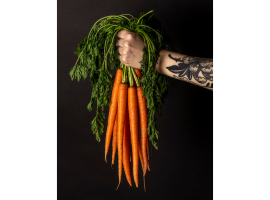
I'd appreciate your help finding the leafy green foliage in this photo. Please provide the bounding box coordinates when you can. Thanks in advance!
[70,10,169,148]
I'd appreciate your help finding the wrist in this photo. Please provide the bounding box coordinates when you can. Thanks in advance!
[156,49,166,73]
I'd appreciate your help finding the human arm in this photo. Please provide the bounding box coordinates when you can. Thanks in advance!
[116,30,213,90]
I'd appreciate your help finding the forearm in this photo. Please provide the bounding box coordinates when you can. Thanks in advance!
[156,50,213,90]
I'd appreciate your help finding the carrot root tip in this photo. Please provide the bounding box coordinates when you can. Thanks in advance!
[115,182,121,190]
[111,163,114,170]
[143,176,146,192]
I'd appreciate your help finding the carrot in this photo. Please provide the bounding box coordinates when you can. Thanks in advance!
[111,114,118,165]
[123,105,132,186]
[137,86,148,176]
[138,124,144,171]
[138,140,144,171]
[134,69,150,172]
[139,128,147,192]
[128,86,139,187]
[134,69,142,79]
[146,136,149,160]
[139,137,147,191]
[116,83,128,188]
[105,69,123,162]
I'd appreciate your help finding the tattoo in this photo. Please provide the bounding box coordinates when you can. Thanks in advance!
[166,54,213,89]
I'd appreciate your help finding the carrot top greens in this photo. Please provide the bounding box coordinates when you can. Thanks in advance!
[69,10,169,149]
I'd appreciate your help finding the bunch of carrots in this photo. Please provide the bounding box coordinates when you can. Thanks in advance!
[70,11,170,190]
[104,64,150,189]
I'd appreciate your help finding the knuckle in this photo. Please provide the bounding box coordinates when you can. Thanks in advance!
[122,56,128,63]
[118,39,124,46]
[129,32,136,37]
[126,33,133,40]
[122,49,129,55]
[117,30,124,38]
[118,47,124,54]
[124,41,129,47]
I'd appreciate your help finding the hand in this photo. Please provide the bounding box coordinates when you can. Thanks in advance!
[116,30,145,69]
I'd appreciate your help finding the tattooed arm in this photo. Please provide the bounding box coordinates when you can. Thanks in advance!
[116,30,213,90]
[156,50,213,90]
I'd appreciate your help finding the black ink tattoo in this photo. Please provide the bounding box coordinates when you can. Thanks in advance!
[166,54,213,89]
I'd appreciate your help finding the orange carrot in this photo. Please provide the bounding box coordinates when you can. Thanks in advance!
[134,69,142,79]
[116,83,128,188]
[138,140,144,171]
[146,136,149,160]
[138,114,147,192]
[128,86,139,187]
[111,114,118,165]
[138,125,144,171]
[130,137,132,162]
[146,136,150,171]
[134,68,145,171]
[123,105,132,186]
[105,69,122,162]
[137,86,148,176]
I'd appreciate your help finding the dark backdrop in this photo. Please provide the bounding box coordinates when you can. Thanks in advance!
[58,0,213,199]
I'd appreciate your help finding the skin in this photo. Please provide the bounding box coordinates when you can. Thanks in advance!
[116,30,213,91]
[116,31,144,70]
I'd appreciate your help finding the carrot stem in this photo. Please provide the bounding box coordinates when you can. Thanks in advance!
[122,65,128,83]
[128,67,134,87]
[131,68,140,87]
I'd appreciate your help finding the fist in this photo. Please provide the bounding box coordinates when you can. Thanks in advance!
[116,30,145,69]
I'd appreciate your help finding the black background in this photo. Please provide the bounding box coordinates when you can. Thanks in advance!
[58,0,213,199]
